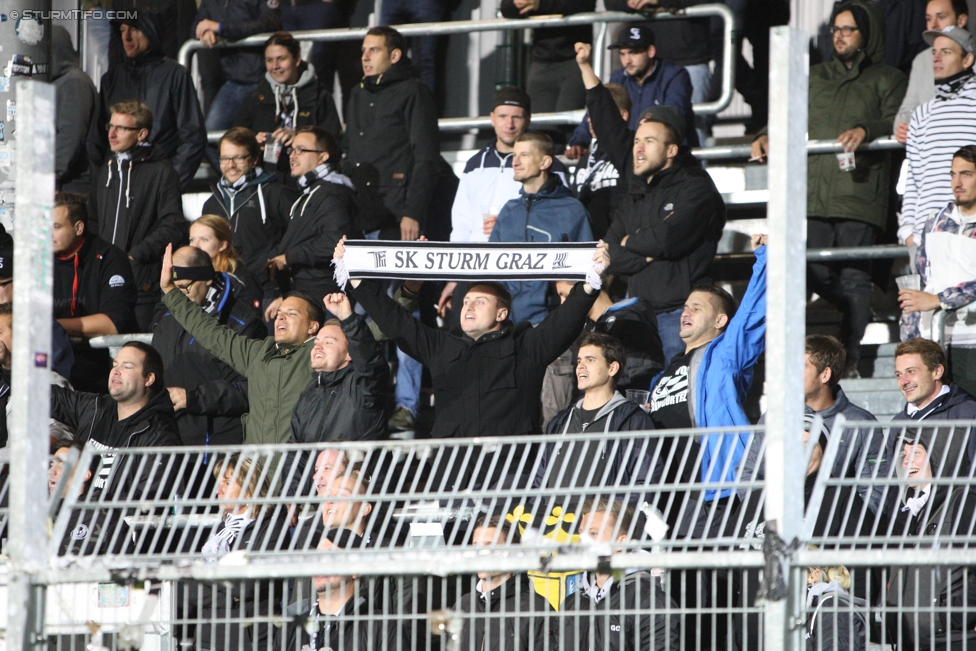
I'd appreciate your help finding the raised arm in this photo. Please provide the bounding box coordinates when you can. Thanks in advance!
[577,43,633,173]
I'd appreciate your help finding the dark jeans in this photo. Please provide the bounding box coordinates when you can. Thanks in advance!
[281,1,347,88]
[527,58,587,113]
[808,217,878,366]
[380,0,446,94]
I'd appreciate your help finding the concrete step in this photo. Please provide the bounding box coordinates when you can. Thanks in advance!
[840,377,904,421]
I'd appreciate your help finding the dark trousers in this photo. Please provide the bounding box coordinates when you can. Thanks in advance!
[380,0,447,96]
[527,58,587,113]
[808,218,879,366]
[281,2,348,89]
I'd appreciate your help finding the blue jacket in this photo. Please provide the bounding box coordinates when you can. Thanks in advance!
[489,178,593,323]
[570,59,696,147]
[651,246,767,500]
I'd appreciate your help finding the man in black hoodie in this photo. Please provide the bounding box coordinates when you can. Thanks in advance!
[575,42,726,365]
[90,10,206,189]
[52,26,97,193]
[89,100,186,332]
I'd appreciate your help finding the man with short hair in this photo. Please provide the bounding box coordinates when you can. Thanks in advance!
[53,193,138,393]
[89,100,186,332]
[91,11,206,189]
[160,244,325,444]
[900,147,976,397]
[892,338,976,426]
[152,246,265,447]
[576,42,726,365]
[900,27,976,249]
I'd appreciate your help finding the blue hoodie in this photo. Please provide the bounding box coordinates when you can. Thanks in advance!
[489,177,594,324]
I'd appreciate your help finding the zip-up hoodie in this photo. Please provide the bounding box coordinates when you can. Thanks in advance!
[52,25,97,193]
[488,176,594,323]
[453,574,554,651]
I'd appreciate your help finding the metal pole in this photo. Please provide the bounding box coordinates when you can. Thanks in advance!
[763,26,808,651]
[8,80,56,650]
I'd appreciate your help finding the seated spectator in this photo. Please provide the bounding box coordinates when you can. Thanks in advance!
[52,25,97,193]
[160,244,323,444]
[202,127,294,304]
[805,558,868,650]
[88,100,186,332]
[189,214,264,307]
[49,438,118,556]
[52,193,138,393]
[891,338,976,426]
[264,126,358,321]
[575,42,726,365]
[488,132,593,324]
[893,0,968,143]
[561,499,679,650]
[900,147,976,397]
[899,27,976,249]
[90,11,206,189]
[152,246,264,447]
[752,2,906,375]
[453,514,554,651]
[234,31,342,181]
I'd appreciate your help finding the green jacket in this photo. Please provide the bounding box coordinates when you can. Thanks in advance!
[806,0,906,228]
[162,289,314,445]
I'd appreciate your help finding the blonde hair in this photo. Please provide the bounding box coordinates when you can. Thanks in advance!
[807,545,852,590]
[193,215,242,274]
[214,453,270,515]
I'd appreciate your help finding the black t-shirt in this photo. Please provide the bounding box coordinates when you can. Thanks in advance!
[649,349,694,430]
[577,405,601,429]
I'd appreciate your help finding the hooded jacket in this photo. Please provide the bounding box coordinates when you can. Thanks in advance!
[561,567,679,651]
[89,143,186,307]
[587,82,726,314]
[453,574,555,651]
[343,59,440,234]
[202,168,295,297]
[272,165,359,299]
[191,0,281,85]
[152,272,265,446]
[488,177,594,324]
[806,582,868,651]
[891,382,976,463]
[92,10,207,189]
[805,1,907,229]
[52,25,97,193]
[161,288,315,444]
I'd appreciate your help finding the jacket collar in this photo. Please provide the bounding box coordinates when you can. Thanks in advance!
[312,363,354,386]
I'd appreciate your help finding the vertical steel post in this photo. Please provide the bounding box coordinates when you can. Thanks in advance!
[763,26,808,651]
[7,80,56,650]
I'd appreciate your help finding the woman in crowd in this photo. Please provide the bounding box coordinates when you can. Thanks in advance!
[190,214,264,307]
[805,556,867,651]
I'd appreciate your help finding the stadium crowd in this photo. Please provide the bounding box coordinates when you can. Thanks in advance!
[2,0,976,647]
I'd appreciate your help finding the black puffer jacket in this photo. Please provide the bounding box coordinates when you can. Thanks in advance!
[454,574,555,651]
[191,0,280,84]
[92,10,206,188]
[343,59,440,234]
[588,83,726,313]
[152,272,265,446]
[52,25,97,193]
[89,143,186,308]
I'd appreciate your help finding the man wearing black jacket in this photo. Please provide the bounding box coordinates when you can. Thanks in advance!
[90,11,206,189]
[344,27,440,242]
[152,246,265,447]
[575,42,726,365]
[53,193,138,393]
[89,101,187,332]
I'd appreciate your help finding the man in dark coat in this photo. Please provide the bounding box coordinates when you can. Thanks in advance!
[152,246,265,447]
[90,10,206,189]
[52,26,97,193]
[89,101,186,332]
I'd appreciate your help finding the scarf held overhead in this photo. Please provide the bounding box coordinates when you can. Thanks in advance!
[333,240,600,285]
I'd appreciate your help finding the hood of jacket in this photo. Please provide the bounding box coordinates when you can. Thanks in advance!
[518,175,572,202]
[361,58,421,91]
[115,10,166,69]
[829,1,886,72]
[266,60,317,93]
[51,25,80,81]
[571,391,630,423]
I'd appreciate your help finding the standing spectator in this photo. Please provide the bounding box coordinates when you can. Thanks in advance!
[891,338,976,427]
[202,127,293,306]
[189,214,265,307]
[89,101,186,332]
[379,0,449,98]
[264,126,358,320]
[192,0,281,170]
[576,42,726,365]
[899,27,976,247]
[344,27,439,243]
[752,1,907,375]
[91,11,207,189]
[277,2,352,94]
[500,0,595,112]
[234,32,342,182]
[900,148,976,396]
[879,0,929,73]
[893,0,968,143]
[110,0,198,63]
[52,193,138,393]
[488,132,593,325]
[52,26,97,194]
[152,246,265,447]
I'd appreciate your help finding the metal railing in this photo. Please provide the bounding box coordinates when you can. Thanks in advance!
[694,135,905,161]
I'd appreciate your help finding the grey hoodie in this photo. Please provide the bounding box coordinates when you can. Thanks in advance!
[52,26,97,193]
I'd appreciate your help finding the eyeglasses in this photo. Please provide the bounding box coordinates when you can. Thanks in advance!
[287,146,326,156]
[106,123,141,133]
[830,25,859,36]
[219,155,251,164]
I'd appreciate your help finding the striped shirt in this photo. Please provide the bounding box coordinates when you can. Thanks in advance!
[900,71,976,244]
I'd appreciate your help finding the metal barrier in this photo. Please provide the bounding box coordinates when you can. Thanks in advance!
[694,135,904,161]
[13,420,976,649]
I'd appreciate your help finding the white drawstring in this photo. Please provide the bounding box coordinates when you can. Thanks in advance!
[257,183,267,224]
[124,160,133,208]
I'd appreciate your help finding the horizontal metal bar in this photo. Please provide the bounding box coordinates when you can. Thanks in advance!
[714,244,910,264]
[796,548,976,567]
[87,333,153,350]
[694,136,904,161]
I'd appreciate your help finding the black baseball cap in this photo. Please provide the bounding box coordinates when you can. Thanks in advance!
[492,86,531,114]
[0,225,12,281]
[639,105,686,141]
[609,24,655,50]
